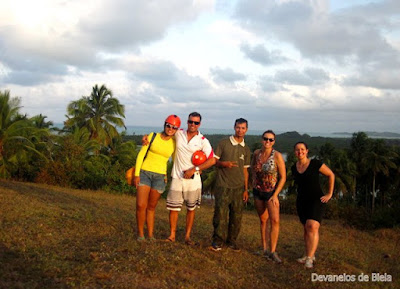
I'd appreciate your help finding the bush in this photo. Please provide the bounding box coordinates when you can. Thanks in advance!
[280,194,297,215]
[371,207,398,229]
[103,162,136,195]
[324,198,341,220]
[341,205,373,230]
[35,160,72,187]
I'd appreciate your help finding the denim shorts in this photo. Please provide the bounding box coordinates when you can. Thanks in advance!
[139,170,166,193]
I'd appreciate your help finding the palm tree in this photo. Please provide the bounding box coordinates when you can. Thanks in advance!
[0,90,47,178]
[104,133,137,168]
[363,139,397,213]
[30,114,54,129]
[350,132,372,207]
[318,143,357,200]
[65,84,126,146]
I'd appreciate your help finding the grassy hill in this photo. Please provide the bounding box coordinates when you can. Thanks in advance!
[0,180,398,289]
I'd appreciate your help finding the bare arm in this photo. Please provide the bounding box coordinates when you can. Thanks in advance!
[250,149,259,184]
[269,151,286,206]
[183,157,217,179]
[216,160,238,168]
[243,167,249,202]
[320,164,335,203]
[134,132,156,187]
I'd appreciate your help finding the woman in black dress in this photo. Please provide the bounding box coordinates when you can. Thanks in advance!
[291,142,334,269]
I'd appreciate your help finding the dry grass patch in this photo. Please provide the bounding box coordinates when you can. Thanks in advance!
[1,180,398,289]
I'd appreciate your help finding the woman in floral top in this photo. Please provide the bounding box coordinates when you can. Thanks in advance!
[251,130,286,262]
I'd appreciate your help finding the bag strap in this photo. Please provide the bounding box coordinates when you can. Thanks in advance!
[143,132,157,161]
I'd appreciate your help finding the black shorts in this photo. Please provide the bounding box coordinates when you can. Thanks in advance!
[296,198,325,225]
[253,188,274,202]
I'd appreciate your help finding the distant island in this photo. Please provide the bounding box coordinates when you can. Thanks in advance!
[333,131,400,138]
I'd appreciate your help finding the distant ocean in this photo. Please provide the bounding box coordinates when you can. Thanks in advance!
[123,126,353,138]
[53,124,399,139]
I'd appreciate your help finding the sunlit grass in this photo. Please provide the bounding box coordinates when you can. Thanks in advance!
[1,180,398,288]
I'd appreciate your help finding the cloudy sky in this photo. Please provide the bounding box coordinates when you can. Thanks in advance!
[1,0,399,133]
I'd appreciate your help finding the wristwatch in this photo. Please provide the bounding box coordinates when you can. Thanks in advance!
[195,166,200,172]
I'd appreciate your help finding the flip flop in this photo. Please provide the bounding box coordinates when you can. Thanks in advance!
[185,239,198,246]
[164,237,175,242]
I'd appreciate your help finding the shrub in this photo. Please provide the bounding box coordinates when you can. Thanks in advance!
[371,207,398,229]
[280,194,297,215]
[324,198,341,220]
[35,160,72,187]
[341,205,373,230]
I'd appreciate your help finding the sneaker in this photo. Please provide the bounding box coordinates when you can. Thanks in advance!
[227,244,241,252]
[209,242,222,252]
[305,257,314,269]
[254,249,269,257]
[137,236,145,242]
[269,252,282,263]
[297,255,316,264]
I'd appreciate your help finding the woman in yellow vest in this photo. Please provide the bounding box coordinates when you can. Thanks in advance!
[134,115,181,241]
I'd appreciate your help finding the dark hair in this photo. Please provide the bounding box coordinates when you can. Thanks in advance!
[262,130,275,138]
[234,118,248,128]
[294,141,308,149]
[188,112,202,121]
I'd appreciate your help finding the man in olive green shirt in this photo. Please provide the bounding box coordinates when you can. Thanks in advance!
[210,118,251,252]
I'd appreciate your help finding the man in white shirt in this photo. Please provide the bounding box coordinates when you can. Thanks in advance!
[166,112,216,245]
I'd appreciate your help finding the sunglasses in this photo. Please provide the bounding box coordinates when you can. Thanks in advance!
[188,120,200,125]
[165,123,179,130]
[263,137,275,142]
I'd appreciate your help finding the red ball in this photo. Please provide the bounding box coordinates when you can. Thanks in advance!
[191,150,207,166]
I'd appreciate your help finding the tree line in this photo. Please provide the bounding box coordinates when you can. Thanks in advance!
[1,86,399,229]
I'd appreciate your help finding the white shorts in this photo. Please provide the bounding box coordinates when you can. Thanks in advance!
[166,175,202,211]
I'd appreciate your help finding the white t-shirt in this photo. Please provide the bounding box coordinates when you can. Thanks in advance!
[172,129,214,179]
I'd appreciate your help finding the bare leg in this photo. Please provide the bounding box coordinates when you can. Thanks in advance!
[267,199,280,253]
[167,210,179,241]
[136,185,151,237]
[254,199,269,251]
[185,209,195,241]
[305,219,320,257]
[303,225,307,254]
[146,189,161,238]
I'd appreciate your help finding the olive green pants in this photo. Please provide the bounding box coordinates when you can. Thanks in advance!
[212,185,244,246]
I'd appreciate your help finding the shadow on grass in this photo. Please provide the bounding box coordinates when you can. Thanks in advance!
[0,242,70,289]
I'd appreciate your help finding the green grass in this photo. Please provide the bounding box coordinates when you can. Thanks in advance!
[0,180,399,289]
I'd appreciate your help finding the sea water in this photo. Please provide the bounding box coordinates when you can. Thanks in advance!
[123,125,353,138]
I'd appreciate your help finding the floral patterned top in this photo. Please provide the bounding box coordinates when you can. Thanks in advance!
[252,149,278,193]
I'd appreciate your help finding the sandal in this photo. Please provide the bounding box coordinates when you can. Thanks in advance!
[185,239,198,246]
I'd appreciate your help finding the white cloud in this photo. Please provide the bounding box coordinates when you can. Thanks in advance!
[0,0,399,133]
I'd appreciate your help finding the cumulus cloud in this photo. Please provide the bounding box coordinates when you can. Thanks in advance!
[235,0,399,60]
[0,0,210,85]
[240,43,289,66]
[210,66,246,84]
[1,0,399,133]
[235,0,400,88]
[79,0,211,50]
[274,67,330,86]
